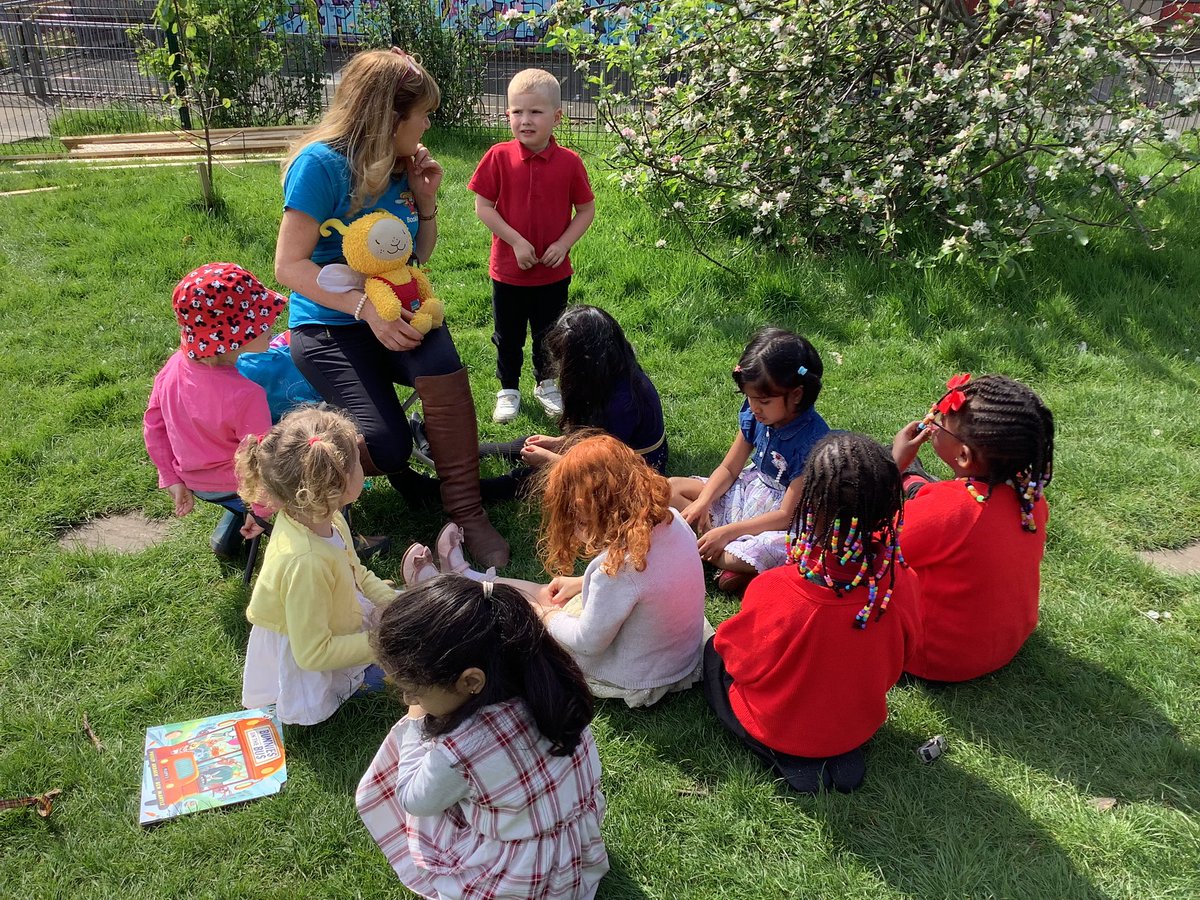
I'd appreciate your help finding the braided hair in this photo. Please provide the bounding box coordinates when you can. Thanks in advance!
[787,432,905,629]
[947,375,1054,533]
[371,574,594,755]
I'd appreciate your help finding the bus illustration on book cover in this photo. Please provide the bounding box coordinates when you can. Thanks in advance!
[139,707,287,824]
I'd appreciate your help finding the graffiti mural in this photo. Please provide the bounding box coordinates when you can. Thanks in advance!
[283,0,372,38]
[441,0,641,44]
[284,0,637,43]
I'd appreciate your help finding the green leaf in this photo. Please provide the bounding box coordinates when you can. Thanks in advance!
[185,22,197,39]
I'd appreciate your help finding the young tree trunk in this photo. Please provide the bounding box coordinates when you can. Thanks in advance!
[196,159,213,209]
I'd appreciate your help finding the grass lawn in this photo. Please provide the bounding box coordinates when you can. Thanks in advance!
[1,131,1198,898]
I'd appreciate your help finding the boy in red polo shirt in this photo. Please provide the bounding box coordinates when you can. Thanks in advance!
[468,68,596,423]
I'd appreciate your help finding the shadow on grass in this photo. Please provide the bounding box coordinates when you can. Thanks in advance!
[916,630,1200,814]
[814,727,1112,900]
[599,690,1108,898]
[598,853,652,899]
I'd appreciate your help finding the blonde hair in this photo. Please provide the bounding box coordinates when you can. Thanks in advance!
[508,68,561,109]
[283,49,440,215]
[538,434,671,577]
[235,405,358,522]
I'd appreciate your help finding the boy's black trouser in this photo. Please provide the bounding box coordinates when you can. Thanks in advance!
[491,276,570,390]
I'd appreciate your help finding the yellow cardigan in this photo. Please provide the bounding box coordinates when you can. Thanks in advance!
[246,510,397,671]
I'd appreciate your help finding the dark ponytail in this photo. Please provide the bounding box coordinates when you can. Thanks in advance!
[372,575,594,755]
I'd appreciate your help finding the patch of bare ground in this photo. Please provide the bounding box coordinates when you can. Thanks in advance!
[58,511,172,553]
[1138,541,1200,577]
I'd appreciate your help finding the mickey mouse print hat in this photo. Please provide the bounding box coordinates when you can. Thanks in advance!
[172,262,287,359]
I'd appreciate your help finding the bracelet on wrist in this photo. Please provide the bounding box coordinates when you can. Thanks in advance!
[417,205,438,221]
[353,295,368,320]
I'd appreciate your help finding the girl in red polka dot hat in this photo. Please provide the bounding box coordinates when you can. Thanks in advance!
[143,262,286,558]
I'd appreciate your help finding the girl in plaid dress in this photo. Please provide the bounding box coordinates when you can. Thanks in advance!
[357,575,608,899]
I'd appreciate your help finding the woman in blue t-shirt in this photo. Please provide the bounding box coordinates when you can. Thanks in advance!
[274,48,508,569]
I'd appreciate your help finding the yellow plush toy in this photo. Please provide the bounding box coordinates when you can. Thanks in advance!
[316,210,445,333]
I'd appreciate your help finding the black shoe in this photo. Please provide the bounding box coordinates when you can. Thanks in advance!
[388,466,441,507]
[824,746,867,793]
[354,533,393,562]
[771,746,866,794]
[210,509,247,561]
[480,473,520,502]
[902,455,934,500]
[409,414,432,459]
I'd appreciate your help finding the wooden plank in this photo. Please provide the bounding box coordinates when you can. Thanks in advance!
[13,157,283,169]
[0,185,75,197]
[67,135,296,158]
[66,143,290,159]
[73,137,295,152]
[59,125,307,149]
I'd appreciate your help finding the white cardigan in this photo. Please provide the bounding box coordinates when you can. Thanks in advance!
[547,510,706,689]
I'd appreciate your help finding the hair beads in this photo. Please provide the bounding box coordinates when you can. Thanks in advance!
[945,375,1054,533]
[786,433,907,631]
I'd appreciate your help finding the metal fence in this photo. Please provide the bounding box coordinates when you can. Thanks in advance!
[0,0,163,147]
[1,1,1197,157]
[0,0,615,155]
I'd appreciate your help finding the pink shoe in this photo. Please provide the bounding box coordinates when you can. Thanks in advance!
[716,568,755,597]
[435,522,470,574]
[401,543,439,586]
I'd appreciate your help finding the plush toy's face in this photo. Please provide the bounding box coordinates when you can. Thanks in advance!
[365,216,412,267]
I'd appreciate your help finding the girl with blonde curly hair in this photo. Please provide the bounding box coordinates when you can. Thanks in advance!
[402,434,710,708]
[237,405,399,725]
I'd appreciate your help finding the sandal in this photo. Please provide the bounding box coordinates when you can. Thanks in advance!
[401,543,439,587]
[435,522,470,575]
[901,455,935,500]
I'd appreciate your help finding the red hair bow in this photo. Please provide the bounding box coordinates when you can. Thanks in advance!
[935,373,971,414]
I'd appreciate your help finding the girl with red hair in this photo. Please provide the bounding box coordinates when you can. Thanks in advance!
[403,434,709,707]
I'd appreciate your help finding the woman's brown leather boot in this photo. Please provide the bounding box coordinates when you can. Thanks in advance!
[414,368,510,568]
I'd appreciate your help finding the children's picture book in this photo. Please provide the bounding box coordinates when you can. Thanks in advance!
[139,707,286,825]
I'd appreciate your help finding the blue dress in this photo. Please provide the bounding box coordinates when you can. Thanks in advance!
[701,404,829,572]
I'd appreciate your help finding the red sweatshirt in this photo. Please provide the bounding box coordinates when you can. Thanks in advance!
[714,562,921,758]
[901,480,1049,682]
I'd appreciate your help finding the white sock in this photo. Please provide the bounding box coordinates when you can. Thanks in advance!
[459,565,497,583]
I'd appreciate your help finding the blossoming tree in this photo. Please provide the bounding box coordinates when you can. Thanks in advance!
[538,0,1200,271]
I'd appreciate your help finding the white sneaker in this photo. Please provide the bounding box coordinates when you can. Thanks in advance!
[492,389,521,423]
[534,379,564,417]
